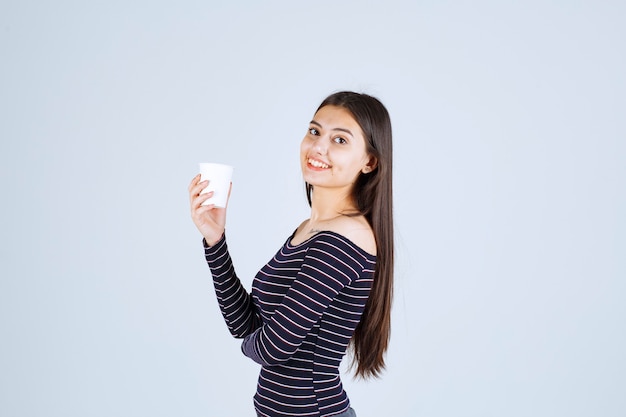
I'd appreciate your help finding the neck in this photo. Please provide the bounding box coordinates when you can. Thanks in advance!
[308,185,356,223]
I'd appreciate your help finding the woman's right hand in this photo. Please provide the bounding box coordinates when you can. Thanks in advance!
[188,174,231,246]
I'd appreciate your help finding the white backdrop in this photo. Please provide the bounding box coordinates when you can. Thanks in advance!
[1,1,624,416]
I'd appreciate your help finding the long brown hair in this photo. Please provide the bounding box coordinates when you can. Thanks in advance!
[306,91,394,378]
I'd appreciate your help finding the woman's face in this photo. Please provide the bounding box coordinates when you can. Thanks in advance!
[300,105,375,192]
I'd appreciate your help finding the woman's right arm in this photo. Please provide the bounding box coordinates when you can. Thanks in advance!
[203,235,261,338]
[189,175,261,338]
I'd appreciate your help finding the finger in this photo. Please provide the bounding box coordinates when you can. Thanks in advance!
[189,180,210,203]
[188,174,202,191]
[194,203,216,217]
[224,182,233,209]
[191,190,213,210]
[190,179,208,195]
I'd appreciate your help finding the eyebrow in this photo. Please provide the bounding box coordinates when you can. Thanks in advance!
[310,120,354,137]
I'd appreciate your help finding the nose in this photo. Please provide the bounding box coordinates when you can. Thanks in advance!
[313,138,328,155]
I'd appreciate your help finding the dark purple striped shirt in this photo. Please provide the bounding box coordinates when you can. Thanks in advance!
[204,231,376,417]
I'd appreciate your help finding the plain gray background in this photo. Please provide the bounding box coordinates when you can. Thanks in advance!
[1,1,624,416]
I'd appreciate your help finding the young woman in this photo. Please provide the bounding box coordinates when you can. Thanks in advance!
[189,91,394,417]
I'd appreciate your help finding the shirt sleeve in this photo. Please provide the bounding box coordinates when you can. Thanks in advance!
[204,234,262,339]
[240,233,365,366]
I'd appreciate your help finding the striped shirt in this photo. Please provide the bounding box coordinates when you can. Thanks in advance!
[204,231,376,417]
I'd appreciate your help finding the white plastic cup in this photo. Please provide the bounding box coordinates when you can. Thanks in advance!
[198,163,233,208]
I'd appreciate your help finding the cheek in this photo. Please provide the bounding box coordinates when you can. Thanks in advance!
[300,139,310,164]
[300,137,309,154]
[300,137,317,159]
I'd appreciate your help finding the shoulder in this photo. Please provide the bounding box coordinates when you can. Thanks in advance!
[325,215,377,257]
[303,226,376,282]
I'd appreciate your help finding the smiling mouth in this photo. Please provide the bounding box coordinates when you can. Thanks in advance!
[308,158,330,169]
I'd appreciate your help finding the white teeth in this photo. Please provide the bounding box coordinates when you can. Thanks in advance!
[308,159,329,169]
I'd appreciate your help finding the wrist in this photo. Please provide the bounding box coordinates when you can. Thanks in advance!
[204,231,225,247]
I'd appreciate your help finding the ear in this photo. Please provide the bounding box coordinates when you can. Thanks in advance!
[362,155,378,174]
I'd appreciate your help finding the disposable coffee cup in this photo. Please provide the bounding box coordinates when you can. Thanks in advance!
[198,163,233,208]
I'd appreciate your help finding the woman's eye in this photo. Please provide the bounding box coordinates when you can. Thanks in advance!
[308,128,319,135]
[333,137,347,144]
